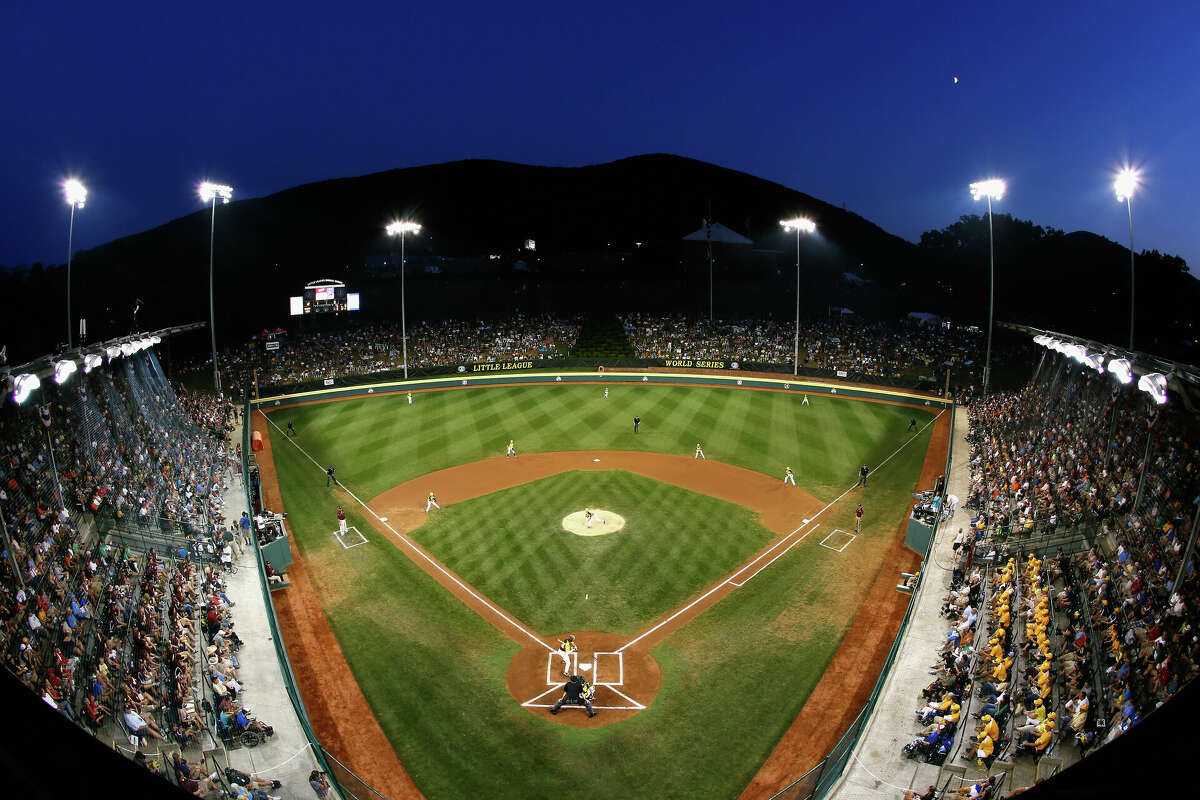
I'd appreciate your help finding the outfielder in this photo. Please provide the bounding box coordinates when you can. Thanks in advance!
[584,508,606,529]
[337,505,347,533]
[694,442,706,460]
[802,395,810,406]
[506,439,517,459]
[408,392,413,405]
[604,387,608,399]
[425,491,441,513]
[784,467,796,486]
[556,635,577,677]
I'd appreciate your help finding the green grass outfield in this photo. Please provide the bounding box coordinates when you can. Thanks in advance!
[276,383,933,500]
[265,385,936,798]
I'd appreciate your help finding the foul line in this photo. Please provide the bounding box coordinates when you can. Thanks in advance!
[259,411,554,652]
[617,410,944,652]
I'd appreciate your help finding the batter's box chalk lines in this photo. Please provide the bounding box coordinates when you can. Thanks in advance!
[335,526,368,549]
[618,409,944,652]
[259,410,554,653]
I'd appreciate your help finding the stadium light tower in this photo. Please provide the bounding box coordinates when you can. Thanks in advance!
[969,178,1006,399]
[780,218,817,375]
[1114,167,1140,351]
[386,220,422,379]
[63,179,87,349]
[198,181,233,392]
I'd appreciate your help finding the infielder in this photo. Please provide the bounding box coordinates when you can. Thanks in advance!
[694,442,706,460]
[584,508,606,529]
[556,635,577,677]
[784,467,796,486]
[425,491,441,513]
[337,505,347,533]
[855,503,864,533]
[506,439,517,459]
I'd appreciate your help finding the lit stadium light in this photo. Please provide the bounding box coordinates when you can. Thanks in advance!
[139,337,153,350]
[150,335,161,344]
[386,220,422,236]
[1082,352,1105,372]
[12,373,40,404]
[106,345,122,362]
[198,182,234,204]
[1137,372,1168,404]
[120,341,135,356]
[779,217,816,233]
[779,217,817,375]
[83,353,102,373]
[63,179,87,209]
[1106,358,1133,385]
[969,178,1006,201]
[1032,335,1050,347]
[1114,167,1140,202]
[386,220,422,380]
[53,359,78,384]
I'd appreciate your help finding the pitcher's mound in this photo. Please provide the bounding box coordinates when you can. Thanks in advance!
[562,510,625,536]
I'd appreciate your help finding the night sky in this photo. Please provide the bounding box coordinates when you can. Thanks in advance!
[2,0,1197,270]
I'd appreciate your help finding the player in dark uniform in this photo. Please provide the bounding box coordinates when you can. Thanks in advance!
[326,466,336,487]
[907,418,917,432]
[858,464,869,487]
[287,422,296,437]
[633,416,640,434]
[550,675,596,717]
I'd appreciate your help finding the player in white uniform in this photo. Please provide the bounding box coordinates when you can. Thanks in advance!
[556,635,577,677]
[802,395,810,406]
[425,491,440,513]
[506,439,517,459]
[694,442,706,460]
[584,508,606,528]
[604,387,608,399]
[407,392,413,405]
[784,467,796,486]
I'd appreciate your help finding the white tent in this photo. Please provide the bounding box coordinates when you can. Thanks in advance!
[682,221,753,245]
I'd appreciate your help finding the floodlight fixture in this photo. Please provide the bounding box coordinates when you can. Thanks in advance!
[106,345,121,362]
[139,337,153,350]
[1033,335,1050,347]
[53,359,78,384]
[150,335,161,344]
[63,179,87,209]
[969,179,1006,201]
[1137,372,1168,405]
[1082,352,1105,372]
[779,217,816,233]
[1114,166,1140,350]
[13,373,40,404]
[120,341,135,356]
[779,217,818,375]
[1107,358,1134,385]
[198,182,233,204]
[970,177,1007,398]
[83,353,103,373]
[1114,167,1140,202]
[386,220,422,379]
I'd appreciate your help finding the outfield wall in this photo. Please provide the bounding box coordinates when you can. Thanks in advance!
[251,370,953,410]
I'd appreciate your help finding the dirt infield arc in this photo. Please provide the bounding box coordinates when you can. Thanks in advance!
[254,409,949,798]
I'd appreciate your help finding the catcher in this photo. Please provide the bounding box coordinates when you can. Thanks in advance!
[551,675,596,718]
[555,635,577,677]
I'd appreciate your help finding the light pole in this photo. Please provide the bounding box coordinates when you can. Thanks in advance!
[198,181,233,392]
[63,179,87,348]
[1114,167,1140,351]
[779,217,817,375]
[386,220,422,379]
[969,178,1006,399]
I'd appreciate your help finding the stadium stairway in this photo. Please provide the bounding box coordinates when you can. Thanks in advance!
[569,314,636,361]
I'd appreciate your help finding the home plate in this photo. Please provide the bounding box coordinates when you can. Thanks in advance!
[580,663,592,671]
[592,458,600,462]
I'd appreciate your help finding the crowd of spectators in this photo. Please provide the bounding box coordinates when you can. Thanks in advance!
[620,313,984,381]
[0,348,282,794]
[951,357,1200,775]
[210,313,582,389]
